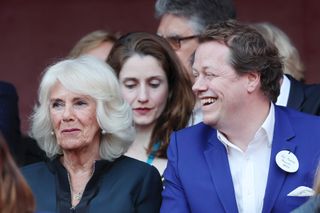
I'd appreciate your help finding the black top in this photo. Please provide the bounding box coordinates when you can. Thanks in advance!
[22,155,162,213]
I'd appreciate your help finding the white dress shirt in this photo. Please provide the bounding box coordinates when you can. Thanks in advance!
[276,75,291,106]
[188,101,203,126]
[217,104,275,213]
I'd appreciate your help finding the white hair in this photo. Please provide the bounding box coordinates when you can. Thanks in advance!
[30,56,135,161]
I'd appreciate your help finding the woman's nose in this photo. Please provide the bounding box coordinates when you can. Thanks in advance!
[137,85,148,103]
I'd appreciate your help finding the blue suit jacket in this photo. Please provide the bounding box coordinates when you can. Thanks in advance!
[161,106,320,213]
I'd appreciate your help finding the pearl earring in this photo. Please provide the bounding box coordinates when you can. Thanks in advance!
[101,129,107,134]
[51,131,54,136]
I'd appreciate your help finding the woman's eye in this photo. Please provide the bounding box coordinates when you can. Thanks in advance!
[75,100,87,106]
[150,83,160,88]
[52,101,64,109]
[149,80,161,88]
[124,84,136,89]
[123,80,137,89]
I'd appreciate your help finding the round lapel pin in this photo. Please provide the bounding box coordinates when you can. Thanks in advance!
[275,150,299,173]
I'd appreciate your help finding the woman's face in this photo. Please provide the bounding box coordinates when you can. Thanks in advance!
[49,82,101,151]
[119,54,169,128]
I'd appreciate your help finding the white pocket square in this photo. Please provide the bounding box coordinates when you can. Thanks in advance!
[287,186,315,197]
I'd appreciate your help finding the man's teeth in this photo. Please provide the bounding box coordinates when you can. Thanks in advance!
[201,98,216,105]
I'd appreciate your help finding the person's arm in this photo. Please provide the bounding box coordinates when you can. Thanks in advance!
[161,132,190,213]
[135,165,163,213]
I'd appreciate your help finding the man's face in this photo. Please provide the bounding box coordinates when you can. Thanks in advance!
[157,14,199,83]
[192,41,249,129]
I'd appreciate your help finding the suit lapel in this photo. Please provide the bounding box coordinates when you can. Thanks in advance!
[204,133,239,213]
[262,107,296,213]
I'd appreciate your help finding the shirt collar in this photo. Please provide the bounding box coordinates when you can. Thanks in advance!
[261,103,275,146]
[217,103,275,150]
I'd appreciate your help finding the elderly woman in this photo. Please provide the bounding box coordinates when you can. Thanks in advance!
[21,56,162,212]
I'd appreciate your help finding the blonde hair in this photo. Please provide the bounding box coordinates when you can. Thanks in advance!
[30,56,135,161]
[253,22,305,81]
[69,30,118,58]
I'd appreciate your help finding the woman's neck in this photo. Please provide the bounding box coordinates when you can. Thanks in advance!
[125,123,155,161]
[135,123,155,147]
[61,145,100,173]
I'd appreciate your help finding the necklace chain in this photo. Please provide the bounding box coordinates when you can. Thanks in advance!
[64,159,96,208]
[73,191,83,201]
[67,172,84,202]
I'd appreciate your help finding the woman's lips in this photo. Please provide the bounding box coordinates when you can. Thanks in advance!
[133,108,152,115]
[61,128,80,133]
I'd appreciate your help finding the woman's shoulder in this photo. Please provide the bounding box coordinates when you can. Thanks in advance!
[115,156,158,170]
[20,161,52,181]
[21,161,48,173]
[108,156,161,178]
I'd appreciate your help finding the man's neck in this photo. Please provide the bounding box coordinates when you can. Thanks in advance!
[219,100,271,151]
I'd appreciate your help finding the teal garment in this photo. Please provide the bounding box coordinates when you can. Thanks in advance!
[291,195,320,213]
[146,141,161,165]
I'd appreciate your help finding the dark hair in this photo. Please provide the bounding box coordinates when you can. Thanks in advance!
[199,20,283,102]
[155,0,236,33]
[107,32,195,157]
[0,133,35,213]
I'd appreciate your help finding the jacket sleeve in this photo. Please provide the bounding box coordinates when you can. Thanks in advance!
[135,164,163,213]
[161,132,190,213]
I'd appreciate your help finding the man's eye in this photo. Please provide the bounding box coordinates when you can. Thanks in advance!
[205,72,217,79]
[192,72,199,77]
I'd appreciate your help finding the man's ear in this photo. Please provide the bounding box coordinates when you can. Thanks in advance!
[247,71,260,93]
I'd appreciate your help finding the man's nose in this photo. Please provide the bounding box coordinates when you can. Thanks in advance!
[192,75,207,94]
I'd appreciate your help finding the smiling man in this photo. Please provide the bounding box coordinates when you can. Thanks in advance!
[160,21,320,213]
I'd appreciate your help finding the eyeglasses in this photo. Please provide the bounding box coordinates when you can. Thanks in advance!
[164,35,199,50]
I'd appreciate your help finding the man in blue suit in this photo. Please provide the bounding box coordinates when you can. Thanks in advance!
[161,21,320,213]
